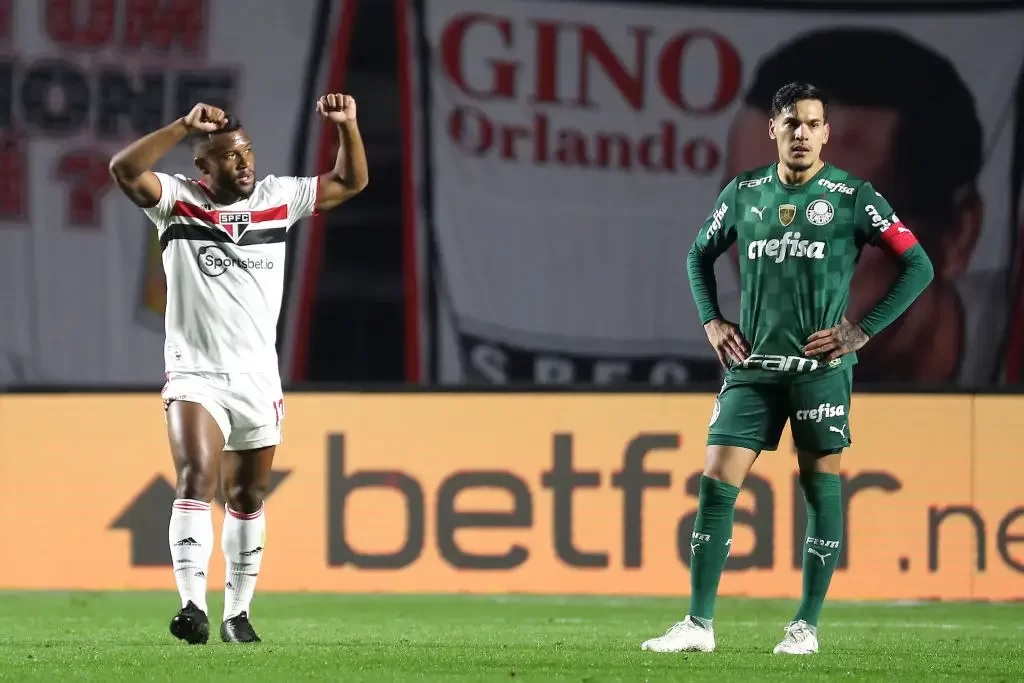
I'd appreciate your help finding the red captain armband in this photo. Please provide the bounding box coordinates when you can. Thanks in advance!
[878,219,919,256]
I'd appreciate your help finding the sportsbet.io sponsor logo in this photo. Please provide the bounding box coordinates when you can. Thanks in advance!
[795,403,847,422]
[746,231,826,263]
[197,245,273,277]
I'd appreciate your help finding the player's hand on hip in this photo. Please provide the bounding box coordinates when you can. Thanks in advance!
[704,318,750,369]
[317,94,357,123]
[183,103,228,132]
[802,317,870,361]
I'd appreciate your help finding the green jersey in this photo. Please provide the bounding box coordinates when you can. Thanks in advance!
[688,162,929,382]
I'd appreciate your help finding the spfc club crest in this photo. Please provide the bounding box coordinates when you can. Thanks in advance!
[219,211,251,238]
[779,204,796,226]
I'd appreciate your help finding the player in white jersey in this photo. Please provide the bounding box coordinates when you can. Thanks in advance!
[108,96,368,644]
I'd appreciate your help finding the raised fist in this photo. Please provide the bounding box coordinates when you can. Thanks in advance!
[183,103,227,133]
[316,94,357,123]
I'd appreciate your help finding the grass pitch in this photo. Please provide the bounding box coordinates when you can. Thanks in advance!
[0,592,1019,681]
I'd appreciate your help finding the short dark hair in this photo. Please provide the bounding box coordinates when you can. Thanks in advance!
[745,27,982,224]
[770,82,828,120]
[190,115,244,157]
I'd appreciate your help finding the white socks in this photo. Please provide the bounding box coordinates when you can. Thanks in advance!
[221,505,266,620]
[168,500,266,621]
[168,499,214,613]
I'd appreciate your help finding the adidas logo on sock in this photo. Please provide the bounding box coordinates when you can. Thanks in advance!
[174,537,199,547]
[240,546,263,557]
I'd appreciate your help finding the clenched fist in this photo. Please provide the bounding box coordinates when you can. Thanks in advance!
[317,93,357,123]
[182,103,228,133]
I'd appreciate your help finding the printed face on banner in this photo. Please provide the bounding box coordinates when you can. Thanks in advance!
[417,0,1023,388]
[724,28,991,386]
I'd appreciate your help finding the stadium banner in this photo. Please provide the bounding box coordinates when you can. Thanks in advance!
[0,0,354,388]
[0,393,1020,600]
[404,0,1024,388]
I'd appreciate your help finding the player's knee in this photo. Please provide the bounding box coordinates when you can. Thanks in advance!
[703,445,757,487]
[797,450,843,475]
[222,482,266,514]
[176,462,218,502]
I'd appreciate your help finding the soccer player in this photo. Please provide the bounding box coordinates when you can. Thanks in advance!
[640,82,934,655]
[108,94,368,644]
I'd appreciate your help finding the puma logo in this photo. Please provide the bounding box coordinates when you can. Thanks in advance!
[750,206,766,220]
[829,424,847,438]
[807,548,832,565]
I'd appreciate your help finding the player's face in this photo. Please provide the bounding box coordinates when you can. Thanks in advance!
[198,129,257,198]
[769,100,829,172]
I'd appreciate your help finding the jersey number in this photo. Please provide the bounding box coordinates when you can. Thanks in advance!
[273,398,285,425]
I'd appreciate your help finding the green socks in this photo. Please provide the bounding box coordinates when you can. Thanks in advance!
[688,475,740,621]
[686,472,842,626]
[794,472,843,626]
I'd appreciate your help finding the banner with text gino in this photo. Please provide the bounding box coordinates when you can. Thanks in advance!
[0,393,1020,599]
[0,0,349,387]
[407,0,1024,387]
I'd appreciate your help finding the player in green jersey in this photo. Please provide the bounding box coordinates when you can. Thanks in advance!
[641,82,934,656]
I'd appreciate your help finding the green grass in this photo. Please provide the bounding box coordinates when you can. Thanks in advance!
[0,592,1019,681]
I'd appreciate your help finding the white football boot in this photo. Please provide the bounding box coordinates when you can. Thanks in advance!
[772,619,819,655]
[641,616,715,653]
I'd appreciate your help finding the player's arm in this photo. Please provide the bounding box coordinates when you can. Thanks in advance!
[852,188,935,338]
[313,94,369,213]
[803,185,935,360]
[108,103,227,208]
[687,181,749,367]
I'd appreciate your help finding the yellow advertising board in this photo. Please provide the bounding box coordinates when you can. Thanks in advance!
[0,393,1019,599]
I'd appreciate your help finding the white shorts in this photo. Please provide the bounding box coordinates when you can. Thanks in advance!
[161,371,285,451]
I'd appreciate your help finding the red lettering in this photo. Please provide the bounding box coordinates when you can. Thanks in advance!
[56,150,112,227]
[444,109,721,176]
[441,16,742,114]
[0,136,27,222]
[576,26,650,110]
[638,122,677,172]
[500,124,529,160]
[533,112,548,162]
[46,0,116,48]
[595,133,631,170]
[658,31,741,114]
[682,138,720,174]
[448,106,494,156]
[554,129,588,167]
[441,13,516,100]
[123,0,207,53]
[530,20,561,104]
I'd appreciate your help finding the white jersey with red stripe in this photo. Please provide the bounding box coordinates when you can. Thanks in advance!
[142,172,318,374]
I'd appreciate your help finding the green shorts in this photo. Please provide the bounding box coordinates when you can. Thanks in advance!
[707,366,852,455]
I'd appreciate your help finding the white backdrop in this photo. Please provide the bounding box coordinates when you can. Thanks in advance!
[0,0,350,387]
[408,0,1024,386]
